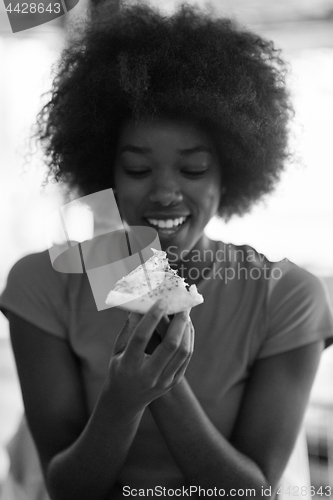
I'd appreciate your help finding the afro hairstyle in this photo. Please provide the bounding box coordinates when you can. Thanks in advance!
[36,1,293,219]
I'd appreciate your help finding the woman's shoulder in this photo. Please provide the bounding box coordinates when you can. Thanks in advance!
[213,241,332,312]
[9,248,53,270]
[264,259,333,352]
[1,249,72,337]
[266,258,330,302]
[217,241,327,288]
[6,248,64,286]
[2,248,71,309]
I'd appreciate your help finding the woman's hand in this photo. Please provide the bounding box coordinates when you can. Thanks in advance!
[106,300,194,414]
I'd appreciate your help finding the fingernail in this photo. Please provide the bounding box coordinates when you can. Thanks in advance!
[182,309,190,320]
[156,299,167,310]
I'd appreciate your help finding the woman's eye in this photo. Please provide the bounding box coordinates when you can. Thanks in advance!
[124,169,151,177]
[181,168,208,177]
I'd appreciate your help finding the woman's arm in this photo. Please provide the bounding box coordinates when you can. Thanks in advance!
[8,311,144,500]
[8,303,192,500]
[149,339,324,497]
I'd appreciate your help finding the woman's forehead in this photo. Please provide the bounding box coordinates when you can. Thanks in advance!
[118,119,216,151]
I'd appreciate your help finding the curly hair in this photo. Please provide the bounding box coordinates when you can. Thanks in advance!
[36,1,293,219]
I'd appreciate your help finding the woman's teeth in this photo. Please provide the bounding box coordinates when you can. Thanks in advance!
[147,216,187,229]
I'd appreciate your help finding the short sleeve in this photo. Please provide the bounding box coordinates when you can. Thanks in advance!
[258,263,333,359]
[0,251,69,339]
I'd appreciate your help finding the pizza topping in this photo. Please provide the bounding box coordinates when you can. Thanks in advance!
[113,249,180,293]
[106,248,204,314]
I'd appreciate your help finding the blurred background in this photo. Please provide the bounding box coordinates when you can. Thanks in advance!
[0,0,333,492]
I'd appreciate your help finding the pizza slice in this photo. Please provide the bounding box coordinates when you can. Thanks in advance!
[105,248,204,314]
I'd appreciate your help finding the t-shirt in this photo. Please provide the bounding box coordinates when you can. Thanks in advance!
[1,241,333,499]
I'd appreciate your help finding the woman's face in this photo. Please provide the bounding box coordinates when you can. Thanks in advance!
[114,119,222,262]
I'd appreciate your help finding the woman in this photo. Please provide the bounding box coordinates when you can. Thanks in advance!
[1,3,333,499]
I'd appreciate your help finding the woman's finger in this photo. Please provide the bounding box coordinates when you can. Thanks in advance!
[162,320,193,383]
[123,300,167,364]
[156,314,170,339]
[189,318,195,354]
[112,312,142,355]
[156,309,191,340]
[150,311,189,376]
[172,321,194,383]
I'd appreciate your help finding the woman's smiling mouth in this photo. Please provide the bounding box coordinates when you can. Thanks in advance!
[146,216,188,228]
[144,216,190,236]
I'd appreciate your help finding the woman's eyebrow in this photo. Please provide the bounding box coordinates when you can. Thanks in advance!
[119,145,211,155]
[119,145,151,154]
[178,146,211,156]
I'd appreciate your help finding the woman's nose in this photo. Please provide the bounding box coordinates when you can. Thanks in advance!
[148,179,183,206]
